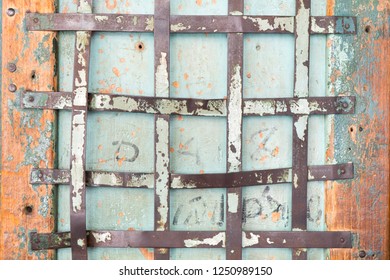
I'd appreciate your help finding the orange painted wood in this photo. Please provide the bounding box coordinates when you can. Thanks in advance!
[326,0,390,260]
[1,0,56,259]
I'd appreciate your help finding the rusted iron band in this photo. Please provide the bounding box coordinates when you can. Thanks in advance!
[154,0,171,260]
[30,163,354,188]
[26,13,356,34]
[68,0,93,260]
[292,0,311,260]
[30,230,351,250]
[225,0,244,260]
[22,91,355,116]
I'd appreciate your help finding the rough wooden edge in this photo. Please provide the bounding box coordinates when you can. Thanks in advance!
[0,0,56,259]
[326,0,390,260]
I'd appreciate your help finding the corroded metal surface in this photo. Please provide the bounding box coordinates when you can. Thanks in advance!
[22,91,355,116]
[26,13,357,34]
[154,0,171,260]
[68,0,93,260]
[30,163,354,188]
[30,230,351,250]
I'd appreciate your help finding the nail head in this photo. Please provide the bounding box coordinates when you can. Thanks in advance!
[7,8,16,17]
[8,84,17,92]
[7,63,17,73]
[359,250,366,258]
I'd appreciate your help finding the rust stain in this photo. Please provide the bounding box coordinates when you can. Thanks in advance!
[326,0,335,16]
[184,73,189,80]
[196,0,203,7]
[271,212,281,222]
[172,81,180,88]
[112,67,121,77]
[105,0,117,10]
[170,147,175,153]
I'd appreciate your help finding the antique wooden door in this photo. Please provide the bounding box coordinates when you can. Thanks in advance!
[1,0,389,260]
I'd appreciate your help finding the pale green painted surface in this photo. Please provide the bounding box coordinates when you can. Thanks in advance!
[57,0,329,260]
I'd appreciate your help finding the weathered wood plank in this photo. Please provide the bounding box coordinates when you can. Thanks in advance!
[0,0,56,259]
[326,0,390,260]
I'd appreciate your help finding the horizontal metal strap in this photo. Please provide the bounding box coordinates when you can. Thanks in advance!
[22,91,355,116]
[26,13,357,34]
[30,163,353,188]
[30,230,352,250]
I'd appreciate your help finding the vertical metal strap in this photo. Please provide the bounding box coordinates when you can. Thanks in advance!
[69,0,93,260]
[226,0,244,260]
[292,0,311,260]
[154,0,171,260]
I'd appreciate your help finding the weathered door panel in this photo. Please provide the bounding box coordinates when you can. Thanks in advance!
[1,0,389,260]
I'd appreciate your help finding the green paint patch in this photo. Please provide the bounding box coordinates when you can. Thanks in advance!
[34,34,52,65]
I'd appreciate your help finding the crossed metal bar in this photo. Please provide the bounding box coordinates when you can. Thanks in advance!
[26,0,356,260]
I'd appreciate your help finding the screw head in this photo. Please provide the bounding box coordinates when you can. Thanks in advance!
[359,250,366,258]
[8,84,17,92]
[7,8,16,17]
[7,63,17,73]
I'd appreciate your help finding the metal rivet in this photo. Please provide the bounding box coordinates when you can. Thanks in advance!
[342,102,349,109]
[33,17,39,23]
[8,84,17,92]
[7,63,17,73]
[28,96,35,102]
[38,172,43,178]
[339,168,346,175]
[359,250,366,258]
[7,8,16,17]
[24,205,33,214]
[340,237,345,243]
[344,23,350,29]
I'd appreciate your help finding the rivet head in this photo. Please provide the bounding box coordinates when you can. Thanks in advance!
[345,23,350,29]
[342,102,349,109]
[8,84,17,92]
[340,237,345,243]
[359,250,366,258]
[28,96,35,102]
[7,63,17,73]
[7,8,16,17]
[339,168,346,175]
[33,17,39,23]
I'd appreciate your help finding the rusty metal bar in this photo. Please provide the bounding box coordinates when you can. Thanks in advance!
[22,91,355,116]
[154,0,170,260]
[26,13,356,34]
[68,0,93,260]
[225,0,244,260]
[292,0,311,260]
[30,163,354,188]
[30,230,352,250]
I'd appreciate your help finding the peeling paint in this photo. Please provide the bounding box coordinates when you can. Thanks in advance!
[92,232,112,243]
[242,232,260,248]
[78,0,92,13]
[155,52,169,97]
[266,238,275,244]
[77,238,86,248]
[171,23,191,32]
[145,17,154,31]
[294,116,308,141]
[184,232,225,248]
[245,16,294,33]
[228,193,239,213]
[95,16,109,22]
[230,11,243,16]
[293,173,299,189]
[228,64,242,172]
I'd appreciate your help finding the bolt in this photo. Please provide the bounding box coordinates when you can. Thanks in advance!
[359,250,366,258]
[7,8,16,17]
[33,17,39,23]
[7,63,17,73]
[28,96,35,102]
[8,84,17,92]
